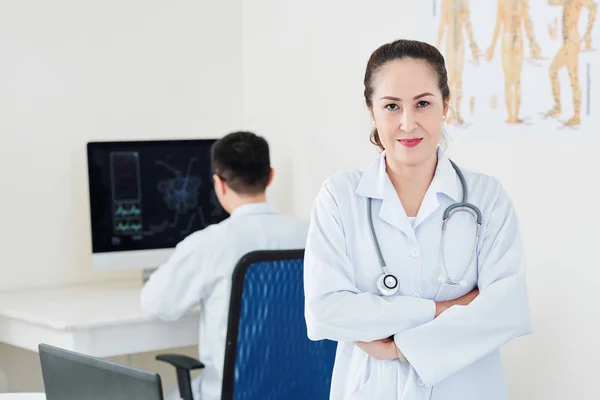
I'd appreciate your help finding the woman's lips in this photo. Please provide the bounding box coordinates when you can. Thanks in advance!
[398,138,423,148]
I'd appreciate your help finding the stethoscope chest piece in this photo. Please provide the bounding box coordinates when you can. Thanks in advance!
[377,272,399,296]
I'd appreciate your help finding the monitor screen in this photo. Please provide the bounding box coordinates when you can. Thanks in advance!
[87,139,228,270]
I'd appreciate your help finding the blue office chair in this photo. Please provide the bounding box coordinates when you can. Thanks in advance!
[157,249,337,400]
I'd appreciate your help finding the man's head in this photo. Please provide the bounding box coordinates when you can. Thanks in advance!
[211,131,273,213]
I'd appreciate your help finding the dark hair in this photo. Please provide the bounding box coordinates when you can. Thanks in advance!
[364,39,450,149]
[211,131,271,195]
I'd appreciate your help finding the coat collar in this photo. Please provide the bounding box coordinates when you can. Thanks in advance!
[230,202,277,218]
[355,148,461,236]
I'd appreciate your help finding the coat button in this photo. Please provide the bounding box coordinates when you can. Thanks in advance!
[411,248,420,258]
[417,378,424,387]
[412,293,421,298]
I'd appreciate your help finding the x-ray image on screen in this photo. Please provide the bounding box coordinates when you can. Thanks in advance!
[88,139,228,257]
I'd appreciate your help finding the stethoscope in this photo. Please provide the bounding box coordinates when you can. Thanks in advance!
[368,160,482,296]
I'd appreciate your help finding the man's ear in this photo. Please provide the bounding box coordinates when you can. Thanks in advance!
[213,174,227,195]
[266,168,275,187]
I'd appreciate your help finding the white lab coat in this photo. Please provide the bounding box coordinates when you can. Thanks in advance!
[304,149,532,400]
[141,203,308,400]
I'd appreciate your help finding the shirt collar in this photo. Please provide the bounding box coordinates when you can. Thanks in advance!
[355,147,460,201]
[230,202,278,218]
[433,148,460,201]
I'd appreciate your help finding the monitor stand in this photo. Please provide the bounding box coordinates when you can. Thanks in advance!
[142,268,157,284]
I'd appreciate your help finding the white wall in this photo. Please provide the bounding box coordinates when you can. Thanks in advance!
[0,0,241,392]
[242,0,391,212]
[447,135,600,400]
[242,1,600,399]
[0,0,242,291]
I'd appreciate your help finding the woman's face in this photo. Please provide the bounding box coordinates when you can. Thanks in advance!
[370,58,447,168]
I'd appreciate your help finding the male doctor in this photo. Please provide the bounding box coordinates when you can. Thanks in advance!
[141,131,309,400]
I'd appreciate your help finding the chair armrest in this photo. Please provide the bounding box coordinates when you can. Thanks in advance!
[156,354,205,371]
[156,354,204,400]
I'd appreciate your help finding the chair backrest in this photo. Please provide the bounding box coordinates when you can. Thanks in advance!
[39,343,163,400]
[221,250,336,400]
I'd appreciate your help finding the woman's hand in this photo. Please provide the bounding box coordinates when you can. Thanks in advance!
[354,337,399,361]
[435,288,479,318]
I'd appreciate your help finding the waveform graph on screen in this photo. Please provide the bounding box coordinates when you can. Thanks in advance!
[110,152,143,237]
[88,139,227,271]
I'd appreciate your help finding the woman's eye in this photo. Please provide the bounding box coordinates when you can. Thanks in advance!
[385,104,399,111]
[417,101,430,108]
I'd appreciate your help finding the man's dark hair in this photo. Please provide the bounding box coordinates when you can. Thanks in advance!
[211,131,271,195]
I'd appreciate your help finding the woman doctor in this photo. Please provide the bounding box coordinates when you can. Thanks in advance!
[303,39,532,400]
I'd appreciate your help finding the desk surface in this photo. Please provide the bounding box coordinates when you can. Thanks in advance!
[0,395,45,399]
[0,280,169,330]
[0,281,199,358]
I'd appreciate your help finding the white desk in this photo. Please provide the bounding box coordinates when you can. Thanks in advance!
[0,281,199,358]
[0,395,45,399]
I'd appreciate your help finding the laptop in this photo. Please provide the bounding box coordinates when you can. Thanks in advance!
[39,343,164,400]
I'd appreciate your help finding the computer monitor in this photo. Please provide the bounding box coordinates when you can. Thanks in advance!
[39,343,163,400]
[87,139,228,271]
